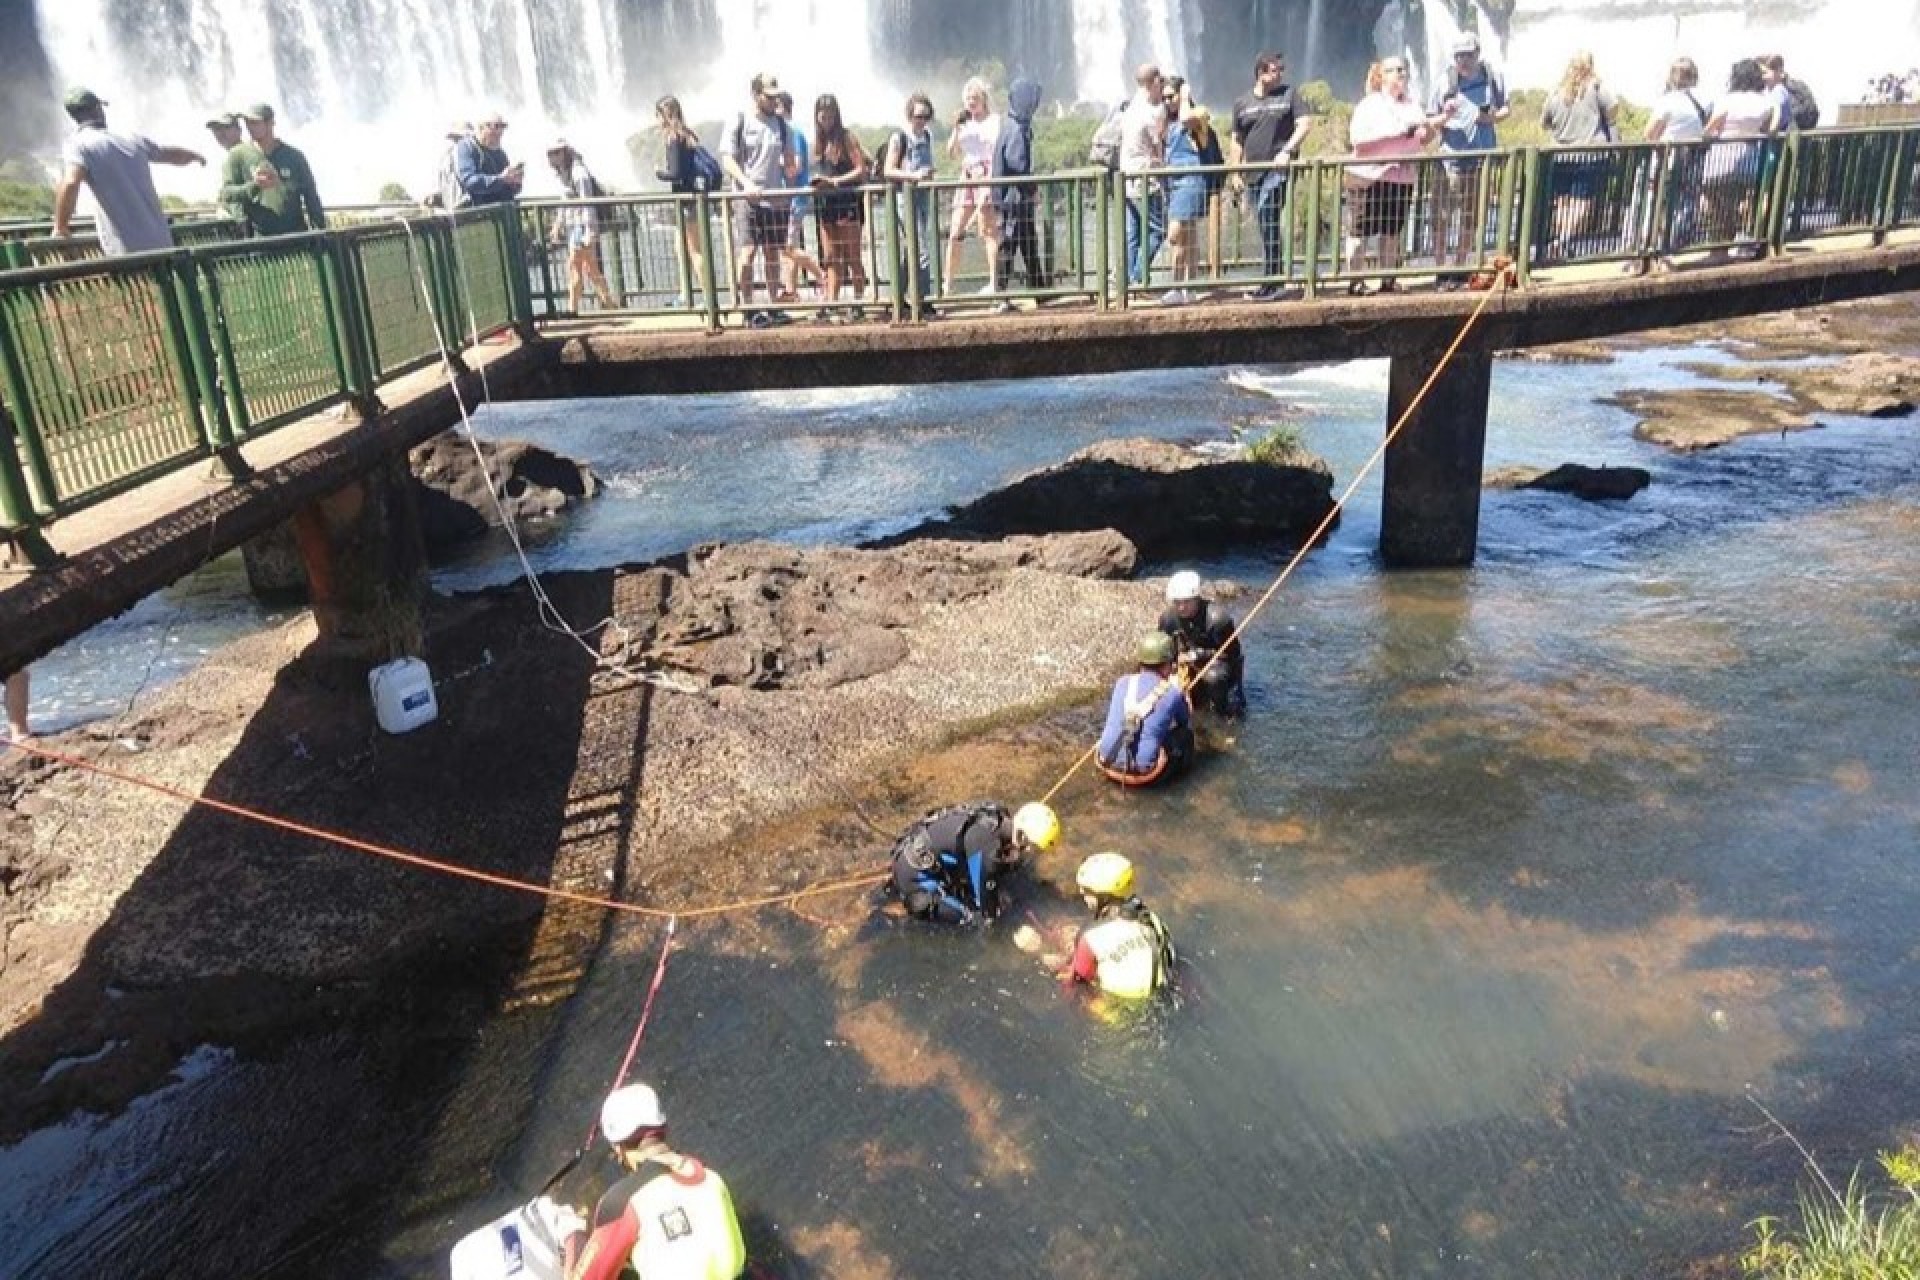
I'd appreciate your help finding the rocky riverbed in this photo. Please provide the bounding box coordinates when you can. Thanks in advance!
[0,438,1329,1139]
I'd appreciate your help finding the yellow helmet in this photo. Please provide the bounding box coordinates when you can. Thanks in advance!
[1012,802,1060,853]
[1076,852,1135,899]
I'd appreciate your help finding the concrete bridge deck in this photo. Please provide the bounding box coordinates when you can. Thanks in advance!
[5,236,1919,676]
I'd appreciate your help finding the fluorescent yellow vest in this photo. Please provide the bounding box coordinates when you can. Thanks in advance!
[1081,916,1166,999]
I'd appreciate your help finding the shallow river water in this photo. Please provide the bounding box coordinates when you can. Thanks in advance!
[5,344,1919,1278]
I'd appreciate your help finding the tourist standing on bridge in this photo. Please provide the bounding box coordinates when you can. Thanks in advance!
[1346,56,1433,294]
[880,92,939,313]
[1230,52,1313,302]
[773,93,824,305]
[51,88,205,254]
[1119,63,1168,287]
[1430,32,1508,289]
[204,112,245,222]
[653,96,712,293]
[1643,56,1713,268]
[1701,59,1780,260]
[1161,76,1207,305]
[810,94,870,321]
[1096,632,1195,786]
[719,73,798,330]
[454,114,524,207]
[991,77,1045,311]
[1540,53,1617,258]
[545,139,619,314]
[945,76,1003,296]
[221,104,326,237]
[563,1084,747,1280]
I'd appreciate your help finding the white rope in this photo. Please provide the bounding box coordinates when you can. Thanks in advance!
[399,213,702,696]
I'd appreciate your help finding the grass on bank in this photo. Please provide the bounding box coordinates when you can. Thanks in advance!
[1741,1142,1920,1278]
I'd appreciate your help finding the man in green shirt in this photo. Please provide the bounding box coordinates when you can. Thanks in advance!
[221,102,326,236]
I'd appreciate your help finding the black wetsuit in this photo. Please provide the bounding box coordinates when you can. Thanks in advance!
[1158,603,1247,717]
[887,803,1019,925]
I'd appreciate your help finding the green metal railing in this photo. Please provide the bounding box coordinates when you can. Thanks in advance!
[3,123,1920,554]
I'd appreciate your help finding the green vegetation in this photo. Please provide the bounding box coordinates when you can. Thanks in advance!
[0,159,53,220]
[1741,1143,1920,1278]
[378,181,411,203]
[1237,421,1307,467]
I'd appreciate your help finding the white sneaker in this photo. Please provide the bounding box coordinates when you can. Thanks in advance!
[976,283,998,297]
[1161,288,1191,306]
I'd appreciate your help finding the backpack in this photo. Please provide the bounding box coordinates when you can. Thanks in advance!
[1088,104,1126,170]
[688,144,724,191]
[868,129,905,181]
[1786,77,1820,130]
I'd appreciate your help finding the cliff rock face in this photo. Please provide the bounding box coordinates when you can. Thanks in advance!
[884,437,1338,558]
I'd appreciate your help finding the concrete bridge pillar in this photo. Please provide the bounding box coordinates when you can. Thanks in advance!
[291,456,428,660]
[1380,346,1493,569]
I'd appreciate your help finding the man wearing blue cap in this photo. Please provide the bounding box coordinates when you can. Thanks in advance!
[51,88,205,255]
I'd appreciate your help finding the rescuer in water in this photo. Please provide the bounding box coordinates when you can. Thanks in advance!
[564,1084,747,1280]
[1014,852,1176,1000]
[887,800,1060,925]
[1158,569,1246,717]
[1095,632,1195,785]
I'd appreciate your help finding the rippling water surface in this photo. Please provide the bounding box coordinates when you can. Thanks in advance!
[7,346,1919,1278]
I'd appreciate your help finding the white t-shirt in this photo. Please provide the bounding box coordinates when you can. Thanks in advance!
[1716,90,1777,138]
[1119,92,1165,175]
[953,113,1002,178]
[1652,89,1712,142]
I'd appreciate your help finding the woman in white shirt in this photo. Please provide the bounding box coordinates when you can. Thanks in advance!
[1702,57,1780,255]
[945,76,1003,293]
[1345,57,1434,292]
[1644,56,1713,267]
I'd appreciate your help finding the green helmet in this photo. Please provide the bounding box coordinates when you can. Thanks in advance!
[1137,631,1175,666]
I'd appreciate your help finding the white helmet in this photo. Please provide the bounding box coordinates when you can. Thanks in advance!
[1166,570,1203,604]
[600,1083,665,1144]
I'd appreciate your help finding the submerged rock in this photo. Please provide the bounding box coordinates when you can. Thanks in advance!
[1605,388,1816,451]
[409,432,601,560]
[884,437,1337,557]
[1486,463,1652,501]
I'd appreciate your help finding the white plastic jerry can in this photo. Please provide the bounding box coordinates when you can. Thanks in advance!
[448,1195,579,1280]
[368,656,439,735]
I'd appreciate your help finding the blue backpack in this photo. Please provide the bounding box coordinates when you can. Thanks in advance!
[689,144,724,192]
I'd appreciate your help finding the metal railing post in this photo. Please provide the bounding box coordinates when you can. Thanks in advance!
[695,191,722,333]
[0,402,46,552]
[1763,132,1795,256]
[165,256,237,451]
[1302,162,1323,299]
[904,185,926,321]
[1095,170,1112,312]
[0,300,60,518]
[500,206,536,333]
[319,237,378,415]
[1515,147,1541,287]
[1113,173,1131,310]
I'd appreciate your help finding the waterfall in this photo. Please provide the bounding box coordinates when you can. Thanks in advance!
[1071,0,1129,103]
[1303,0,1325,84]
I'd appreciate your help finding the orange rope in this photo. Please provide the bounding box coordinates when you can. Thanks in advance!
[5,738,887,921]
[1042,263,1516,807]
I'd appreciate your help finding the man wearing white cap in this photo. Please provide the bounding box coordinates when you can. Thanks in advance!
[564,1083,746,1280]
[1429,31,1509,288]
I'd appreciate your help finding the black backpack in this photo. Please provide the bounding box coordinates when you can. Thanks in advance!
[1786,78,1820,130]
[868,129,905,181]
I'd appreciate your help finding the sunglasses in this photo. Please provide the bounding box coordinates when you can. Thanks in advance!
[910,113,932,122]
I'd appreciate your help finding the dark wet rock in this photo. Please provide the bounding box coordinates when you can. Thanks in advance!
[409,432,600,560]
[1604,388,1816,451]
[624,533,1135,691]
[882,437,1336,557]
[1487,463,1652,501]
